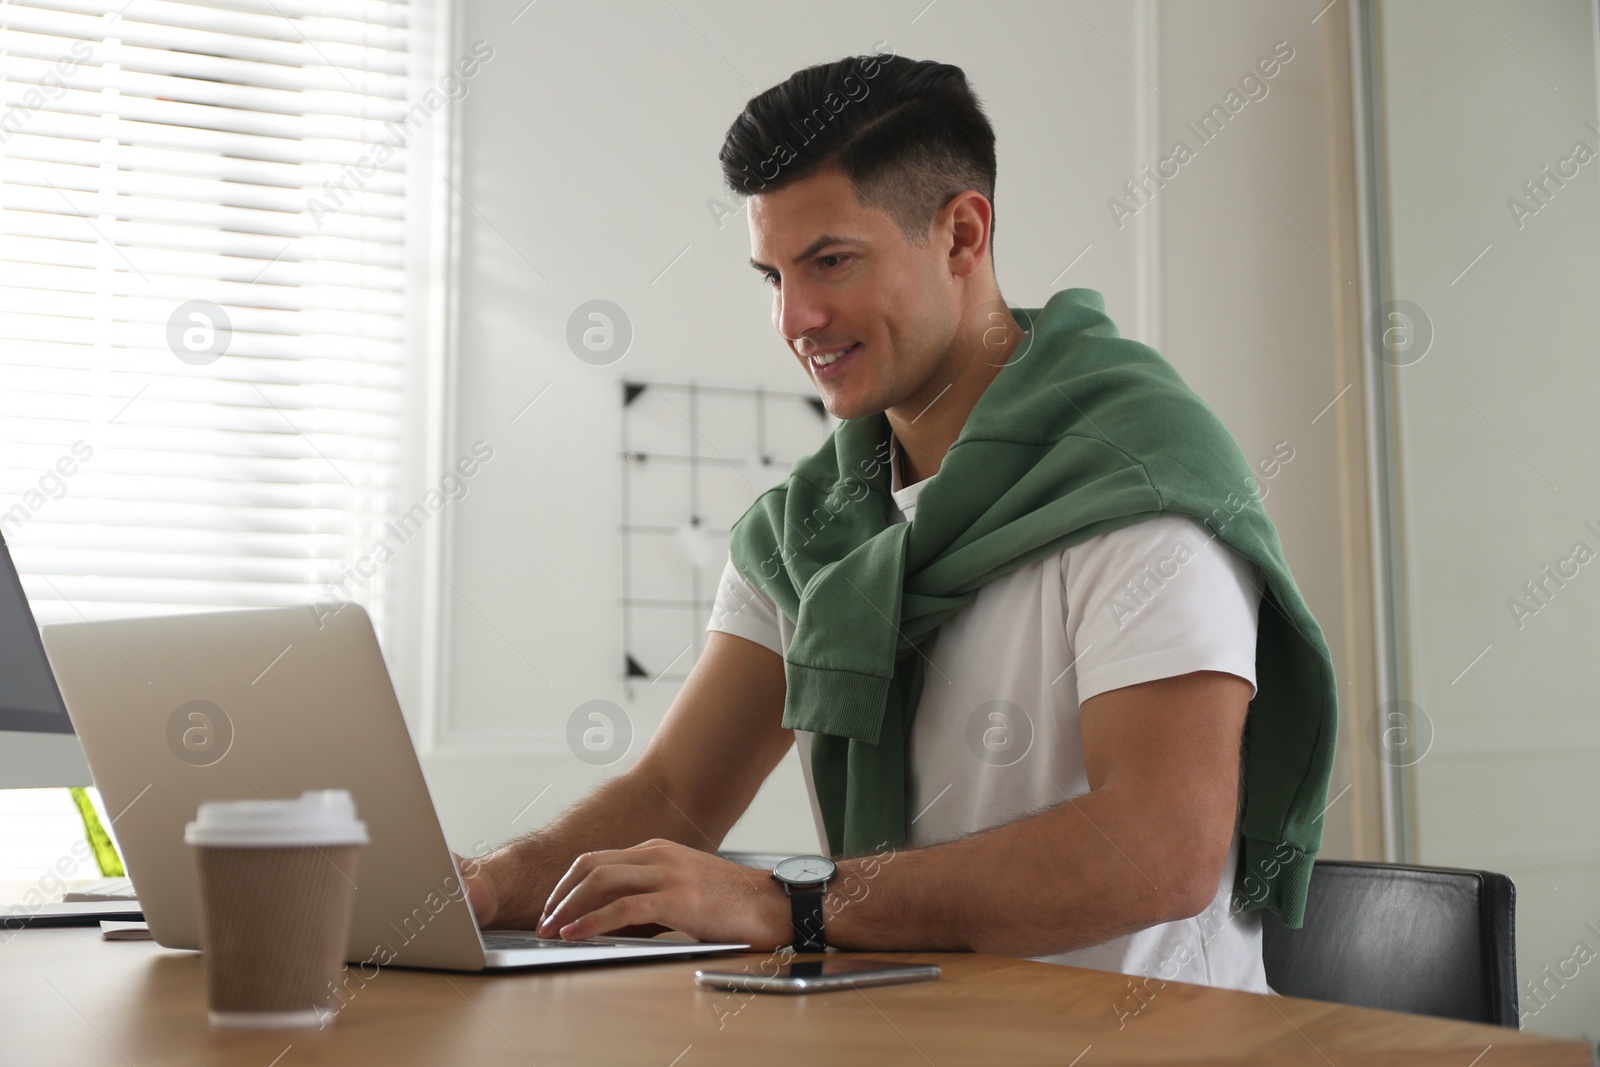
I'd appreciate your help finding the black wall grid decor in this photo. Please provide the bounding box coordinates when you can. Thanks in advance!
[618,379,831,697]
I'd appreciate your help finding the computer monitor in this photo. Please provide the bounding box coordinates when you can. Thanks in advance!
[0,530,91,787]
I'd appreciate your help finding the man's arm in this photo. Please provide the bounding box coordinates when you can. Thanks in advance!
[536,669,1251,955]
[823,669,1251,955]
[463,629,792,930]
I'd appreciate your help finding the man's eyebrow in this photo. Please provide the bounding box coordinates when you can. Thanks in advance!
[749,233,862,273]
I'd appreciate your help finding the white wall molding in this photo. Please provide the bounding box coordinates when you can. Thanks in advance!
[1133,0,1162,352]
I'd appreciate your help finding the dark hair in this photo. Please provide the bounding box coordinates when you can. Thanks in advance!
[719,52,998,253]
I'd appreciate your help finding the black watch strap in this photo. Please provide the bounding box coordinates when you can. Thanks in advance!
[789,888,826,951]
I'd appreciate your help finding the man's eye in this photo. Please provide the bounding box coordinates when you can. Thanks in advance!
[760,254,847,288]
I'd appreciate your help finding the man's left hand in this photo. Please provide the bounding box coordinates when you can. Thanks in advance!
[536,839,791,949]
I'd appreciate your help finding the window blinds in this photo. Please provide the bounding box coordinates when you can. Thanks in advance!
[0,0,417,635]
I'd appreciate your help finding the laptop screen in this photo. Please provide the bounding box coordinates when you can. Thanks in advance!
[0,530,73,734]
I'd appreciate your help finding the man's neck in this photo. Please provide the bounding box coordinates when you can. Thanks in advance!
[886,306,1027,486]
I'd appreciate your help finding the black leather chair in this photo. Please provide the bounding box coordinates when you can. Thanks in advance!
[1261,861,1519,1027]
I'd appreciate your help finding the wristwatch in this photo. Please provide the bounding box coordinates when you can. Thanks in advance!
[770,854,836,951]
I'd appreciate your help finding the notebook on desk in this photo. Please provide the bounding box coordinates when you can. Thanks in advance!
[1,877,143,928]
[40,604,750,971]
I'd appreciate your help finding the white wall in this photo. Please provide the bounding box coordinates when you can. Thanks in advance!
[417,0,1379,878]
[1375,0,1600,1039]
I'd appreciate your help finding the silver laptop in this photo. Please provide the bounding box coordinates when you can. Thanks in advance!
[40,603,750,971]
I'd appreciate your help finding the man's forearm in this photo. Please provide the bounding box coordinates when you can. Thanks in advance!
[475,770,716,929]
[822,785,1220,957]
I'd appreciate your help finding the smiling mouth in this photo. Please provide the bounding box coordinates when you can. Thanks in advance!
[807,342,862,379]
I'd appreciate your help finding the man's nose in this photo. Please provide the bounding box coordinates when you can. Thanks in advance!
[776,284,828,345]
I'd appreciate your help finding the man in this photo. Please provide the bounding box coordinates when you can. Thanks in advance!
[462,53,1336,992]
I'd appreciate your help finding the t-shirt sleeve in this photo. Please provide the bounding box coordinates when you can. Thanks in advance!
[705,556,784,657]
[1062,513,1262,706]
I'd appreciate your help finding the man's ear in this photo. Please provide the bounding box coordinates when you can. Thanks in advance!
[940,190,993,279]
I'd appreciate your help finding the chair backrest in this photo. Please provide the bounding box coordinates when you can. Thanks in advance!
[1261,860,1518,1027]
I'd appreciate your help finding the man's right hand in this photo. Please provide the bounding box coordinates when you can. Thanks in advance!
[454,851,500,927]
[456,845,672,938]
[445,631,792,936]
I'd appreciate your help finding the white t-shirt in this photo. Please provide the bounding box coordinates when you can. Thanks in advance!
[707,437,1271,992]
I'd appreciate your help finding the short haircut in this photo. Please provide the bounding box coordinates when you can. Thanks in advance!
[719,53,999,254]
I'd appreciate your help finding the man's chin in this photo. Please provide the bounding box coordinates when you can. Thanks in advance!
[814,385,889,422]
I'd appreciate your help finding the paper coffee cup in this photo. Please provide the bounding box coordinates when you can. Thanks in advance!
[185,790,368,1029]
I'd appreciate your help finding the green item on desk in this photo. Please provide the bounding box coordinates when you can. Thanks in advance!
[70,786,124,877]
[726,286,1338,928]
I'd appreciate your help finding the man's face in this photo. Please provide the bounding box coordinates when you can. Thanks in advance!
[747,168,958,420]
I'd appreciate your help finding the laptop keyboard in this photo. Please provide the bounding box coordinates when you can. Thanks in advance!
[481,933,637,950]
[62,877,138,902]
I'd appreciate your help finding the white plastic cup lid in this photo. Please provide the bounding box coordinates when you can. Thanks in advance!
[184,790,369,848]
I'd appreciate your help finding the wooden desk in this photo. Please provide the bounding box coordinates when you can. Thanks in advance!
[1,927,1587,1066]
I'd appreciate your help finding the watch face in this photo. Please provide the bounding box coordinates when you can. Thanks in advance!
[772,855,836,885]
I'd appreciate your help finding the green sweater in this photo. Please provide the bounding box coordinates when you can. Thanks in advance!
[728,287,1337,927]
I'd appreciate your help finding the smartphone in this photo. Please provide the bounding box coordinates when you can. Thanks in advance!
[693,957,941,994]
